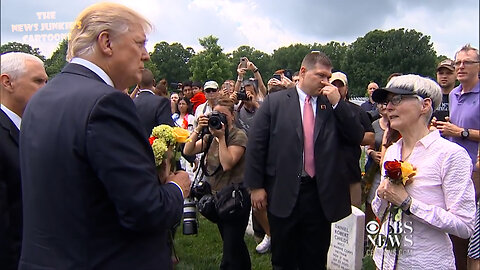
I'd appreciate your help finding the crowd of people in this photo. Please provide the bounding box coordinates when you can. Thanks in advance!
[1,2,479,270]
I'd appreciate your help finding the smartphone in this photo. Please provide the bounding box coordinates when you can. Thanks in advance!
[239,57,247,69]
[273,74,281,81]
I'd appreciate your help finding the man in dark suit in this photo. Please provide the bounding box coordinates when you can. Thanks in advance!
[0,52,48,270]
[133,68,173,137]
[244,51,364,269]
[18,3,190,270]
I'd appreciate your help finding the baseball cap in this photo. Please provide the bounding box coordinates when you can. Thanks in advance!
[203,81,219,90]
[436,59,455,71]
[329,72,348,86]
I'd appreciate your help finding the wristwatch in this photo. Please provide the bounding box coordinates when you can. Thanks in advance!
[461,128,470,139]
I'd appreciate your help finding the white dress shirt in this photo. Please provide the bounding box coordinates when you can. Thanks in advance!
[1,104,21,130]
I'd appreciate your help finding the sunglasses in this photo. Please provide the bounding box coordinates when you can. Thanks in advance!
[205,88,218,93]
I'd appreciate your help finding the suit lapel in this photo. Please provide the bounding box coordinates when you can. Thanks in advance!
[0,109,19,145]
[285,89,303,142]
[314,96,329,143]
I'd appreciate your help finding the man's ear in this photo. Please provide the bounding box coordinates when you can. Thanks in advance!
[0,74,14,93]
[97,31,113,56]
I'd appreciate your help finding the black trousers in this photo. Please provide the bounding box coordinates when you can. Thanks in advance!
[217,199,251,270]
[268,179,331,270]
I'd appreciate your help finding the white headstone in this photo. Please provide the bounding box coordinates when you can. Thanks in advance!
[327,206,365,270]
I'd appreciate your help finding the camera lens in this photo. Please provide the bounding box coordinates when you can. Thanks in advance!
[183,198,198,235]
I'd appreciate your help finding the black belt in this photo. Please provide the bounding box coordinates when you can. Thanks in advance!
[300,175,315,184]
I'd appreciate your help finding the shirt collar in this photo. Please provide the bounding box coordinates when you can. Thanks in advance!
[397,129,441,151]
[296,85,317,103]
[1,104,21,130]
[139,89,155,95]
[453,80,480,96]
[70,57,114,87]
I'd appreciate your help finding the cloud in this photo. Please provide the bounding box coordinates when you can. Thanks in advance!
[1,0,478,59]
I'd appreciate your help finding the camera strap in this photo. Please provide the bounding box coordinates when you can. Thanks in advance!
[200,124,229,177]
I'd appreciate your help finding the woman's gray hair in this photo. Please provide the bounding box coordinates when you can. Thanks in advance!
[1,52,44,80]
[386,74,442,123]
[386,74,442,110]
[66,2,151,61]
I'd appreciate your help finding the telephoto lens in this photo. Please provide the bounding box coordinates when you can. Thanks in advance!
[182,197,198,235]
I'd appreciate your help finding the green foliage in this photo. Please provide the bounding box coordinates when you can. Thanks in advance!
[344,29,438,97]
[271,43,311,73]
[189,36,233,84]
[44,39,68,78]
[7,28,441,98]
[0,41,46,62]
[150,41,194,84]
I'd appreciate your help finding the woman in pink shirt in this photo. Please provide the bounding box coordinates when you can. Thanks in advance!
[370,74,476,270]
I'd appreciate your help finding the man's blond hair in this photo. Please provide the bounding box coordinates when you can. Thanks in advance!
[66,2,151,61]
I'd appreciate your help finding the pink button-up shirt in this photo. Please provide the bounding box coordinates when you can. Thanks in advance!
[372,130,476,270]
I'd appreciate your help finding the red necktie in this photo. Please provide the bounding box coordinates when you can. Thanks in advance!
[303,96,315,177]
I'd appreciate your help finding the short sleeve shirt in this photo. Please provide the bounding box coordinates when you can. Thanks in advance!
[205,127,248,192]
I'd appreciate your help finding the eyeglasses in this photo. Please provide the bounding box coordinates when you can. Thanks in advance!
[454,60,480,67]
[382,95,420,106]
[205,88,218,93]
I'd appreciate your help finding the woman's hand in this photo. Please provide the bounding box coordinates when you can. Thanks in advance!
[210,123,226,139]
[376,178,409,206]
[196,115,209,132]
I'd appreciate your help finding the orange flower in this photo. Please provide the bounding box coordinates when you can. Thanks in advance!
[400,161,416,185]
[172,127,190,143]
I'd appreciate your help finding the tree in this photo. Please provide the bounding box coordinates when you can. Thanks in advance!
[189,36,232,84]
[313,41,348,72]
[344,29,438,97]
[229,45,272,83]
[271,43,312,73]
[150,41,194,84]
[0,41,46,62]
[44,39,68,78]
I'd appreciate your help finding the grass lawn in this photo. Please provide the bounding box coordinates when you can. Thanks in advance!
[174,215,376,269]
[174,215,271,269]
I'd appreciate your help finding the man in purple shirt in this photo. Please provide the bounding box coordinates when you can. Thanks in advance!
[436,43,480,270]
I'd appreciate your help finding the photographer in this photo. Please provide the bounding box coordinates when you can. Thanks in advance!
[235,57,267,101]
[231,80,261,134]
[183,98,251,270]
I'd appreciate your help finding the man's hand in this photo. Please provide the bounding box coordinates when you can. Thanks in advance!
[320,80,340,105]
[167,171,191,198]
[371,151,382,164]
[250,188,268,211]
[436,117,462,137]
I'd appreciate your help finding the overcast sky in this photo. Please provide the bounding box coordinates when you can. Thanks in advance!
[1,0,478,60]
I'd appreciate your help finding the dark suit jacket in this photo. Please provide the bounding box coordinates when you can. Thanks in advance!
[244,88,364,222]
[0,109,22,270]
[19,63,184,269]
[133,91,173,137]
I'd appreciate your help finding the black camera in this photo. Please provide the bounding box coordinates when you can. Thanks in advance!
[208,111,228,130]
[237,86,249,101]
